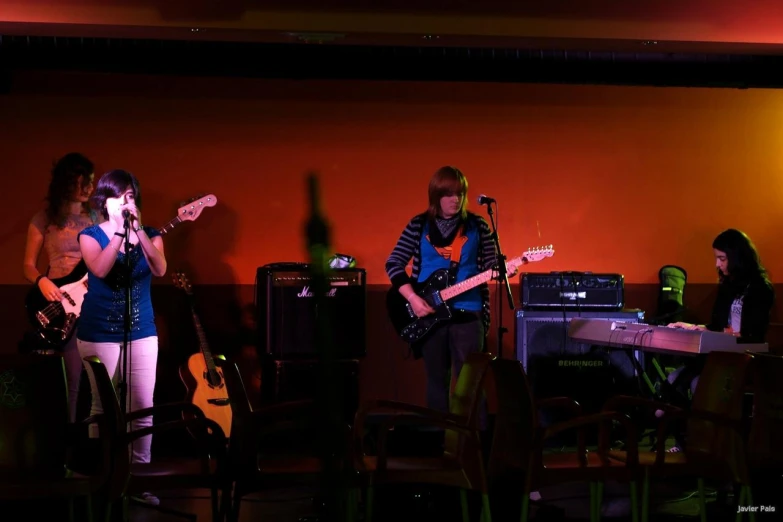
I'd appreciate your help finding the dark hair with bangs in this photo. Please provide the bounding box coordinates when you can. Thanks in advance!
[89,169,142,220]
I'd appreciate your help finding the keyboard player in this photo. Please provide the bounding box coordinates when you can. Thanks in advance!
[662,229,773,452]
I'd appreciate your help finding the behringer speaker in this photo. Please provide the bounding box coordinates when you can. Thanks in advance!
[515,309,646,440]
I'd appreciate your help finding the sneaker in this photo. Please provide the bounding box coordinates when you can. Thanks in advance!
[131,492,160,506]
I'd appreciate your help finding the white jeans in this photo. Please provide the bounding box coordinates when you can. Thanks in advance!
[78,336,158,464]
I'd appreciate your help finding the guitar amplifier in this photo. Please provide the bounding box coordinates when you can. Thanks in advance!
[255,263,366,359]
[520,272,624,310]
[516,308,645,444]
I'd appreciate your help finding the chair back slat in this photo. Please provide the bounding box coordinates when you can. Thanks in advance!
[747,352,783,467]
[687,351,753,460]
[0,354,68,480]
[444,352,493,455]
[487,358,538,481]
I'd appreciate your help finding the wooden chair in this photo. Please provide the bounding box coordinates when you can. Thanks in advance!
[82,355,230,522]
[216,358,337,522]
[742,352,783,521]
[487,357,641,522]
[352,351,495,522]
[0,353,96,522]
[604,350,754,522]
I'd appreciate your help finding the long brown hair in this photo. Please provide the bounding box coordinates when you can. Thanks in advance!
[426,166,468,221]
[45,152,94,228]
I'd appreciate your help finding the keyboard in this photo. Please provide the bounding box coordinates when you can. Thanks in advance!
[567,318,769,355]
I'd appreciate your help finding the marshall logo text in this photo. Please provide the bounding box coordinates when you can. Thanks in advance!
[297,286,338,298]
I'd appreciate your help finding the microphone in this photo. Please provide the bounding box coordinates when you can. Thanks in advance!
[122,210,131,219]
[477,194,496,205]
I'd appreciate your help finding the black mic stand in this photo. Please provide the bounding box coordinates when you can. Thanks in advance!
[118,214,133,419]
[485,202,515,359]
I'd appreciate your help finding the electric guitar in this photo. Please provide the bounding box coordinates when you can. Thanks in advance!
[386,245,555,344]
[173,271,232,437]
[24,194,218,347]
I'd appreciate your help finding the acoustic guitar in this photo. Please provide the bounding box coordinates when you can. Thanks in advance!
[25,194,217,348]
[173,271,232,437]
[387,245,555,344]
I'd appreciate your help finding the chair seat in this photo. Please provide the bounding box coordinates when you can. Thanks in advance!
[362,455,463,472]
[542,451,630,469]
[608,449,687,467]
[534,451,637,485]
[129,458,222,493]
[131,458,217,478]
[361,455,475,489]
[257,456,323,475]
[0,470,93,499]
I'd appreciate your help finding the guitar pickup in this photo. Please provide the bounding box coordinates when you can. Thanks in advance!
[207,398,230,406]
[36,312,50,327]
[62,292,76,307]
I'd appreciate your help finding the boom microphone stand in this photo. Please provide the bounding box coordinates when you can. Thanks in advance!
[479,196,515,359]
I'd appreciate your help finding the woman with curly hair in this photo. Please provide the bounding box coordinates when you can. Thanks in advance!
[23,152,98,423]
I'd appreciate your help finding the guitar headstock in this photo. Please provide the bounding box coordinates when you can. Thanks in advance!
[521,245,555,263]
[177,194,217,223]
[171,271,194,296]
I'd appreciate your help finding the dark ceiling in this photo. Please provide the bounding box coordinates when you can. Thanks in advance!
[2,1,783,88]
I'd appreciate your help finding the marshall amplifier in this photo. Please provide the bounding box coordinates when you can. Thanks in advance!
[520,271,624,310]
[255,263,366,359]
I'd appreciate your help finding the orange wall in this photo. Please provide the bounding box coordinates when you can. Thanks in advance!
[1,70,782,289]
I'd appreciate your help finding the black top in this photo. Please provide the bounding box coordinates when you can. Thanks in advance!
[706,276,774,343]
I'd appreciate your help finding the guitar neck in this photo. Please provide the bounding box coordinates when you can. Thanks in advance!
[439,256,522,301]
[157,216,183,236]
[189,305,217,372]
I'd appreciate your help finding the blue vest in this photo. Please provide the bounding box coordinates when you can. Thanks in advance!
[418,221,482,312]
[76,225,160,342]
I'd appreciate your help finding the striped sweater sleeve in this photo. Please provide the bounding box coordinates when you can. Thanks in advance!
[385,217,423,289]
[477,217,498,271]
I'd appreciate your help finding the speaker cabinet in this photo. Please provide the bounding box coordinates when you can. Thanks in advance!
[256,263,366,359]
[515,309,646,432]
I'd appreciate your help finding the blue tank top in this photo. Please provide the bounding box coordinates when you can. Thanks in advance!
[418,221,482,312]
[76,225,161,342]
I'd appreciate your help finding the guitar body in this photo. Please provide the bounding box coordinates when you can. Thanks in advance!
[386,245,555,344]
[179,353,232,437]
[386,269,454,344]
[24,260,89,347]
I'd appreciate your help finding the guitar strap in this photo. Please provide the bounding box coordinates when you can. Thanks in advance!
[426,225,467,284]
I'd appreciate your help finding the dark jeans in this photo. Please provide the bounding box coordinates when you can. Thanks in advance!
[420,314,487,429]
